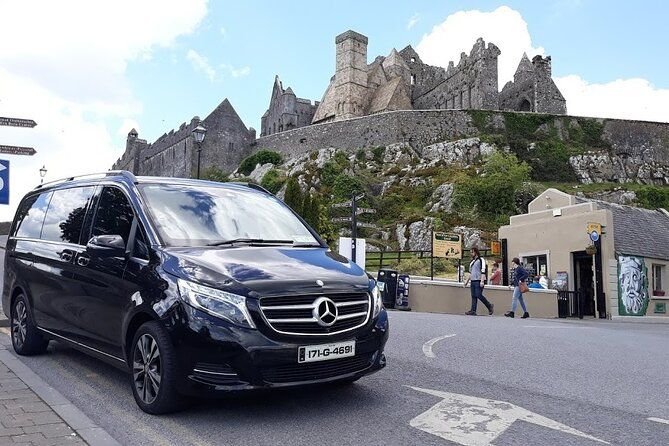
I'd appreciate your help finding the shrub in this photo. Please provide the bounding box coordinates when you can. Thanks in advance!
[260,169,285,194]
[527,140,578,182]
[332,174,363,199]
[320,161,343,188]
[636,186,669,209]
[283,177,303,213]
[201,167,228,182]
[372,147,385,163]
[238,149,283,175]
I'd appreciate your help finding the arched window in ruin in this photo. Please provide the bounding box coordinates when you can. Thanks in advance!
[518,98,532,112]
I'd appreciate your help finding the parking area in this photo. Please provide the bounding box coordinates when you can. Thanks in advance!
[1,310,668,445]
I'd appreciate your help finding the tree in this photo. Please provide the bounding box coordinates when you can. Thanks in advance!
[283,177,303,214]
[316,203,337,247]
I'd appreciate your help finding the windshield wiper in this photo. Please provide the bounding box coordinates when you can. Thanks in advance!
[206,238,294,247]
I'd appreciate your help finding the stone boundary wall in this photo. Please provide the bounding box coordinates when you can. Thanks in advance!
[254,109,669,163]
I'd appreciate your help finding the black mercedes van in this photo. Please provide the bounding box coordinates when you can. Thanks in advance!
[2,171,388,414]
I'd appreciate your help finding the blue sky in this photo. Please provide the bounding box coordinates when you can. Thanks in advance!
[127,0,669,144]
[0,0,667,219]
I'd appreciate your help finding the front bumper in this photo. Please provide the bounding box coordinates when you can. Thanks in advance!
[164,303,389,396]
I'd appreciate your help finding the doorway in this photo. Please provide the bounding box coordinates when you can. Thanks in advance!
[572,251,596,317]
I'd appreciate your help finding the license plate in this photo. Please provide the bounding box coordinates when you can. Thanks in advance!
[298,341,356,363]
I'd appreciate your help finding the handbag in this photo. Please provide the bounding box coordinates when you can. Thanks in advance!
[519,281,529,294]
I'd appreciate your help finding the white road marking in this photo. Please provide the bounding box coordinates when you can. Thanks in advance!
[422,334,456,358]
[648,417,669,425]
[408,386,610,446]
[522,325,595,329]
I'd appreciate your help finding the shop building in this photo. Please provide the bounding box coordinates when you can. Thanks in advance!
[499,188,669,319]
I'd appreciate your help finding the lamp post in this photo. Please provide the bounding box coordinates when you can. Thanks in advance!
[192,125,207,179]
[39,165,47,184]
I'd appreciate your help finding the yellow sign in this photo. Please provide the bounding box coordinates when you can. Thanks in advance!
[490,240,501,256]
[587,222,602,236]
[432,232,462,259]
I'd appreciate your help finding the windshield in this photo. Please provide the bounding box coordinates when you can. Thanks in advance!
[139,183,320,247]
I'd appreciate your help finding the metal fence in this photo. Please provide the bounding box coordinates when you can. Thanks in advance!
[365,248,496,279]
[557,291,584,319]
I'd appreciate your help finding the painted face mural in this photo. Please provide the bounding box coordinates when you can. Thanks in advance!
[618,256,649,316]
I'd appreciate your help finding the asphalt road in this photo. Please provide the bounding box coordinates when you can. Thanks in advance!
[1,308,668,445]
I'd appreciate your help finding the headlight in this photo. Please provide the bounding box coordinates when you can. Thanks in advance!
[372,283,384,318]
[177,278,255,329]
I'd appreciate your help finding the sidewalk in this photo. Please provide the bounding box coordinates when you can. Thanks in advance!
[0,335,120,446]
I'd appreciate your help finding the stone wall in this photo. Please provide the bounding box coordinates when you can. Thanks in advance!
[254,109,669,184]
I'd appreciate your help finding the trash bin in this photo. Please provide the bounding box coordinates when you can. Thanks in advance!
[395,274,412,311]
[377,269,398,309]
[557,291,568,318]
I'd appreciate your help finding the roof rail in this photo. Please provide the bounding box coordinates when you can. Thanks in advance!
[35,170,137,189]
[229,181,272,195]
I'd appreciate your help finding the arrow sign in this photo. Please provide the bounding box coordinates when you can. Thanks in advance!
[356,221,378,229]
[332,216,352,223]
[356,207,376,215]
[0,117,37,128]
[0,145,36,156]
[331,201,352,209]
[408,386,608,446]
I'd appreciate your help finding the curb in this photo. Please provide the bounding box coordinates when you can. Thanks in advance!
[0,348,121,446]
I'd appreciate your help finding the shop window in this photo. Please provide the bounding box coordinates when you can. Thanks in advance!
[653,264,666,296]
[521,254,548,278]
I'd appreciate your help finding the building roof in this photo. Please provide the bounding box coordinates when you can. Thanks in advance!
[574,196,669,261]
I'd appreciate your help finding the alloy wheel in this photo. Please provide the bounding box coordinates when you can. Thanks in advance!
[133,334,162,404]
[12,300,27,350]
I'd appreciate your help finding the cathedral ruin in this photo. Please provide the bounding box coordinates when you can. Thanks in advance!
[113,29,568,176]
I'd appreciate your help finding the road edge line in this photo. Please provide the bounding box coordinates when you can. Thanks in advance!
[648,417,669,425]
[0,348,121,446]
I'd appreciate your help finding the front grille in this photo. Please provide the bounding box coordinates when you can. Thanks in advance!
[259,293,371,336]
[261,354,373,383]
[192,362,243,386]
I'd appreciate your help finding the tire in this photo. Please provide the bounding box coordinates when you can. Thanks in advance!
[130,321,181,414]
[11,294,48,356]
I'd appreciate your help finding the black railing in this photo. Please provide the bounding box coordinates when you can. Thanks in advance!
[365,248,495,279]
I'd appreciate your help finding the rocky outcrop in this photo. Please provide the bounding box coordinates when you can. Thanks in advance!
[413,137,495,165]
[425,183,454,213]
[570,152,669,185]
[577,189,637,205]
[248,163,274,183]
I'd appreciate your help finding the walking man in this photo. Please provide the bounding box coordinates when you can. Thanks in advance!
[464,247,494,316]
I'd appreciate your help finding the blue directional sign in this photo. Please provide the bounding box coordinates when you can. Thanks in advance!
[0,160,9,205]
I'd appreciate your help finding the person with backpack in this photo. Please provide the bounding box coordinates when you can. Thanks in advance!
[505,257,530,318]
[464,247,494,316]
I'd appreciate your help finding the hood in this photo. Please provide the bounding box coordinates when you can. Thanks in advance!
[159,245,370,297]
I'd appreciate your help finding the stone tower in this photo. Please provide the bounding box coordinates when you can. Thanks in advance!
[334,30,368,120]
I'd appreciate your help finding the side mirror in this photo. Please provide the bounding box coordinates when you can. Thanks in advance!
[87,234,126,257]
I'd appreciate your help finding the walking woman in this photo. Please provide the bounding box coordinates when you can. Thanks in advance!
[505,257,530,318]
[464,247,494,316]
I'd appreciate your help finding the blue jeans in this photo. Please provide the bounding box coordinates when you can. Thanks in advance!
[470,280,492,312]
[512,286,528,313]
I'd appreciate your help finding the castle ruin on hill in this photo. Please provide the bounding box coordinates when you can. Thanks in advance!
[113,27,604,177]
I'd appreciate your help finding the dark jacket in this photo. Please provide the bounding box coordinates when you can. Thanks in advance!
[512,265,529,286]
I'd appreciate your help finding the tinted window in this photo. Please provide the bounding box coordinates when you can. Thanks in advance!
[92,187,134,246]
[41,187,96,244]
[13,192,52,239]
[139,184,318,247]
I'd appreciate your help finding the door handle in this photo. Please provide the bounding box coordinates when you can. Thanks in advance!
[77,255,90,267]
[60,250,74,262]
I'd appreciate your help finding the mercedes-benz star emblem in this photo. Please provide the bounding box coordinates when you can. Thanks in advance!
[315,279,324,287]
[313,297,337,327]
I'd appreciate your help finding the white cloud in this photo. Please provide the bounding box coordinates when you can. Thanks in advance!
[416,6,544,87]
[219,63,251,78]
[0,0,208,220]
[220,26,227,36]
[416,5,668,123]
[187,49,217,81]
[407,13,420,30]
[555,76,669,123]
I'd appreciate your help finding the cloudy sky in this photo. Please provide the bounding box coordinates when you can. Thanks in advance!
[0,0,667,220]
